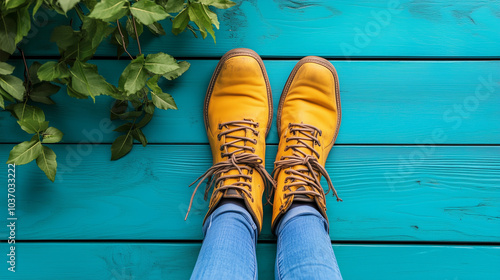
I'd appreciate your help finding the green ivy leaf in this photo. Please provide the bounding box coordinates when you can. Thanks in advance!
[199,0,236,9]
[202,4,219,29]
[6,103,34,120]
[42,127,64,143]
[151,91,177,110]
[51,26,79,51]
[70,60,116,101]
[15,6,31,44]
[131,127,147,147]
[148,75,177,110]
[163,0,185,13]
[79,17,114,61]
[119,54,149,95]
[0,62,15,75]
[7,137,43,165]
[113,122,133,132]
[0,94,4,109]
[144,52,179,75]
[30,82,60,105]
[187,3,215,41]
[17,118,49,134]
[126,16,143,39]
[135,111,153,128]
[171,8,189,35]
[36,146,57,182]
[66,84,88,99]
[4,0,29,10]
[28,61,42,84]
[0,75,25,101]
[163,61,190,80]
[82,0,98,9]
[111,133,133,160]
[110,100,128,120]
[0,14,17,54]
[33,0,44,18]
[57,0,81,13]
[82,17,114,50]
[146,22,166,36]
[144,101,154,114]
[130,0,170,25]
[88,0,129,22]
[38,61,70,82]
[0,86,15,103]
[16,105,48,134]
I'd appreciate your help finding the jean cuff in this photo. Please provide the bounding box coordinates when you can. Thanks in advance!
[276,205,329,236]
[202,202,258,243]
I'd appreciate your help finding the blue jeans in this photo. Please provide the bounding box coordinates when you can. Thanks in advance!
[190,203,342,280]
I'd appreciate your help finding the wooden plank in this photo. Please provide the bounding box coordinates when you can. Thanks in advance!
[0,243,499,279]
[2,60,500,144]
[1,144,499,241]
[18,1,500,58]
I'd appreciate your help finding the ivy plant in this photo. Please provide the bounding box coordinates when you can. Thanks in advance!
[1,0,235,181]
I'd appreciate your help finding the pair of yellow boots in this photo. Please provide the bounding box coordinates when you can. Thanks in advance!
[187,48,342,234]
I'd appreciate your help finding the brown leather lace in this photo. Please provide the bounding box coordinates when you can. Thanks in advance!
[272,123,342,204]
[185,120,274,220]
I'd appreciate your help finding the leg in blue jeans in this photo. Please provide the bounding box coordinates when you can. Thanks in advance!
[275,205,343,280]
[190,202,258,280]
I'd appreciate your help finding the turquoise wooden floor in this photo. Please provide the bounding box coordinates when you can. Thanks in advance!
[2,0,500,279]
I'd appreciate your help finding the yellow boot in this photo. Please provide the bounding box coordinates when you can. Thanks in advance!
[271,56,342,233]
[186,48,274,233]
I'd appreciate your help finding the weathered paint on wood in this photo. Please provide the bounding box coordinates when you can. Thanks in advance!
[3,60,500,144]
[0,243,499,280]
[1,144,498,241]
[17,0,500,58]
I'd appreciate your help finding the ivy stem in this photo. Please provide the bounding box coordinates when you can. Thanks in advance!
[17,48,31,97]
[130,15,142,55]
[116,20,134,60]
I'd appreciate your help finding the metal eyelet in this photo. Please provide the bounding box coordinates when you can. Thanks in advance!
[218,124,223,129]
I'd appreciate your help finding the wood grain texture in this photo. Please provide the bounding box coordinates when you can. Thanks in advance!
[17,0,500,58]
[1,144,498,241]
[2,60,500,144]
[0,243,499,279]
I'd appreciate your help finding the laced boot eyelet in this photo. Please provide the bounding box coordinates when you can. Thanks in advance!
[218,124,223,129]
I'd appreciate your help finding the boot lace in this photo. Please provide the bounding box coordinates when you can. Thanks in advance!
[185,120,274,220]
[272,123,342,205]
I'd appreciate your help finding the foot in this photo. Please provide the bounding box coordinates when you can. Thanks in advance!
[186,48,274,233]
[271,56,342,233]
